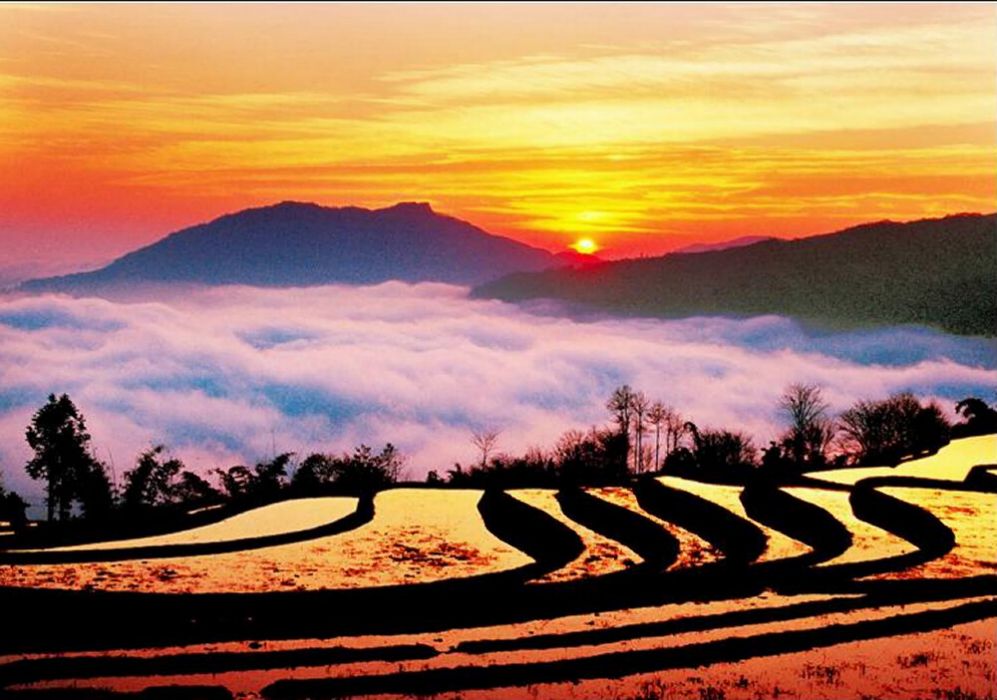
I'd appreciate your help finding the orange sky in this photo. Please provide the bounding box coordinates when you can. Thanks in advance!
[0,3,994,275]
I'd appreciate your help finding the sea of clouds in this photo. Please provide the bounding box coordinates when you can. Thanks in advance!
[1,282,995,509]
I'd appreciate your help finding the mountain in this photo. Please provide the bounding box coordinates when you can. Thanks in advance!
[22,201,561,292]
[474,214,997,337]
[552,250,603,267]
[673,234,774,255]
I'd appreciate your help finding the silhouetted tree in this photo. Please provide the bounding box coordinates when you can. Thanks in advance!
[172,470,222,508]
[760,441,786,473]
[952,397,997,438]
[0,476,28,530]
[25,394,110,521]
[471,429,501,468]
[215,465,255,500]
[292,444,405,493]
[553,429,589,480]
[607,385,634,460]
[663,408,688,459]
[779,383,836,469]
[0,491,28,530]
[684,422,756,475]
[446,463,467,485]
[333,444,404,493]
[214,453,294,503]
[915,402,950,450]
[630,391,649,473]
[554,426,628,486]
[121,445,183,511]
[839,392,950,465]
[251,452,293,500]
[449,448,557,489]
[291,453,337,493]
[662,446,696,473]
[647,401,666,471]
[76,460,115,520]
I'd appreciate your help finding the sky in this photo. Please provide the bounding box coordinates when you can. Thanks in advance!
[2,284,995,510]
[1,2,995,277]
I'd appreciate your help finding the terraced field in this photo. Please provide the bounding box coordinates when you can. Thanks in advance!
[35,497,360,552]
[0,436,994,699]
[0,490,529,592]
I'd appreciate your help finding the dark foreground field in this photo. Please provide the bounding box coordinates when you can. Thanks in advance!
[0,437,994,699]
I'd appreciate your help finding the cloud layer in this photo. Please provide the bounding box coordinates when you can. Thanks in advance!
[1,284,994,510]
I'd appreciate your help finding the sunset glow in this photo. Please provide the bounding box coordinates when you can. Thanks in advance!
[0,3,994,275]
[571,238,599,255]
[1,7,996,698]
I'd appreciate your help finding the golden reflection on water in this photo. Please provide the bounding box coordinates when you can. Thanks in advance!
[0,489,531,592]
[14,598,993,698]
[815,434,996,486]
[588,486,721,569]
[2,436,996,698]
[32,497,359,552]
[507,488,640,581]
[655,477,812,562]
[871,487,997,581]
[784,488,916,566]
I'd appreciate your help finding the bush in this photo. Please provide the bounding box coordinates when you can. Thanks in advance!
[291,444,404,495]
[839,392,950,465]
[951,397,997,438]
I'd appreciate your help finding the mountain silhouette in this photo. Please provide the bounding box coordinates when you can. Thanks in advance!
[474,213,997,337]
[673,235,774,255]
[22,201,560,292]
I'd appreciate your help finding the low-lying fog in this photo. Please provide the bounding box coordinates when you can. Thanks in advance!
[1,283,994,507]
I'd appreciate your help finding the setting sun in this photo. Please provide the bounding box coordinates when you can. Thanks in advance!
[571,238,599,255]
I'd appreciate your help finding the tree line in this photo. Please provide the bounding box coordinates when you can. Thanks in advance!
[0,393,404,530]
[441,384,996,487]
[0,387,994,530]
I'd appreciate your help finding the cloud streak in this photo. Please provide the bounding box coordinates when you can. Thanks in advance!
[0,284,994,511]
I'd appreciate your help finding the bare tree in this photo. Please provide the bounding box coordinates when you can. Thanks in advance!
[647,401,667,471]
[663,408,687,457]
[630,391,649,473]
[686,422,757,472]
[607,385,635,471]
[606,385,634,438]
[839,392,949,465]
[471,429,501,468]
[779,383,835,468]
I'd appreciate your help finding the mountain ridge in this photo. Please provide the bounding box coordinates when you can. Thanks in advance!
[19,205,997,336]
[474,212,997,337]
[673,234,775,255]
[22,201,562,292]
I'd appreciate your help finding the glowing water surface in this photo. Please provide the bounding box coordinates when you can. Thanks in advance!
[29,497,358,552]
[0,489,532,592]
[507,488,640,581]
[655,477,811,562]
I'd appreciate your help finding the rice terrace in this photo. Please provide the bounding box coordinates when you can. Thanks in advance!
[1,2,996,699]
[0,411,995,698]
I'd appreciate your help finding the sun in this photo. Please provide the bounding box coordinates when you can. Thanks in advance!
[570,237,599,255]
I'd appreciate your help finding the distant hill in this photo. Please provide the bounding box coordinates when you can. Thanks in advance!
[673,235,774,255]
[551,250,603,267]
[475,214,997,337]
[22,201,561,292]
